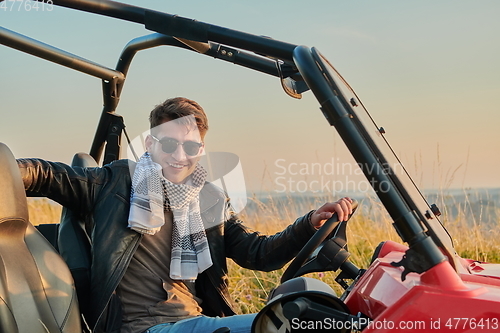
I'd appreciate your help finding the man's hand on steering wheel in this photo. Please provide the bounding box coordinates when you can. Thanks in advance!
[310,197,354,229]
[281,197,357,283]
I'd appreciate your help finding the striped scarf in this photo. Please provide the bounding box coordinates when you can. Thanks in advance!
[128,152,212,281]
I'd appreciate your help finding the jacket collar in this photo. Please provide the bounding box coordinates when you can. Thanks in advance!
[199,184,220,213]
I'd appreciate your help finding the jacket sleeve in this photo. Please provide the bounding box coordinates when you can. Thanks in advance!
[224,203,317,272]
[17,158,105,215]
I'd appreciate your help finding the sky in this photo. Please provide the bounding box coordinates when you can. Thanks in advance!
[1,0,499,196]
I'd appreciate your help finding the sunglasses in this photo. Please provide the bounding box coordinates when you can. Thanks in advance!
[151,135,203,156]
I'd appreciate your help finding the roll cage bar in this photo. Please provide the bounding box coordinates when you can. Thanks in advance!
[0,6,296,165]
[1,0,452,281]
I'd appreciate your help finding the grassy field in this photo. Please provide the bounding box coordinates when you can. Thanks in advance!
[226,193,500,313]
[27,192,500,314]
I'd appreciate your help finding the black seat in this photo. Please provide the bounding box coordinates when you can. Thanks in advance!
[0,142,82,333]
[58,152,97,328]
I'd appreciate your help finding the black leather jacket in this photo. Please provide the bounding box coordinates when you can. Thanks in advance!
[18,158,317,333]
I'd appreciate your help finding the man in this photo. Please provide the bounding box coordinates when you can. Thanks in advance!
[18,97,353,333]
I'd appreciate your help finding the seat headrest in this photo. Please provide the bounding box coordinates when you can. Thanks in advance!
[71,152,98,168]
[0,143,29,223]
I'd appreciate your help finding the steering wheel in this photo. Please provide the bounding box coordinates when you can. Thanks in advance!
[281,200,358,283]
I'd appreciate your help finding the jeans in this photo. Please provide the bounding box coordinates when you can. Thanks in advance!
[144,314,258,333]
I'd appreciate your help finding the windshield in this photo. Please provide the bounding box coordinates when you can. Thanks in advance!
[306,48,460,269]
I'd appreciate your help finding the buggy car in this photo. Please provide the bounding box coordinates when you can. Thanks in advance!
[1,1,500,332]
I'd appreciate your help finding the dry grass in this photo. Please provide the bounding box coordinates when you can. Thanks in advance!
[227,192,500,313]
[26,192,500,314]
[27,198,62,225]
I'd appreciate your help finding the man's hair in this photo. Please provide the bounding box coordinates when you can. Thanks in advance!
[149,97,209,137]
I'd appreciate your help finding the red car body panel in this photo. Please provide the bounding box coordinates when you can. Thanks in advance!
[344,241,500,332]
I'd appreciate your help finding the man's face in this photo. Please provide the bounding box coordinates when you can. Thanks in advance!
[146,119,204,184]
